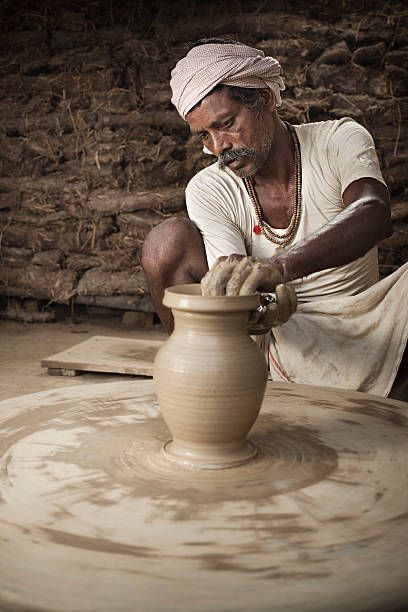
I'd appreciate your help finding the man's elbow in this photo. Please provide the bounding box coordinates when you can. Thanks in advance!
[380,207,393,240]
[369,199,393,241]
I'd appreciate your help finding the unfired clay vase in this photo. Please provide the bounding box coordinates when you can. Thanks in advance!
[153,284,268,468]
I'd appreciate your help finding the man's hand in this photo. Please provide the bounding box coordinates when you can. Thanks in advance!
[201,255,297,331]
[201,255,283,296]
[248,284,297,334]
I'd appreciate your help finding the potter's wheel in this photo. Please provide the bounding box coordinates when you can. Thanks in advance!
[1,380,407,612]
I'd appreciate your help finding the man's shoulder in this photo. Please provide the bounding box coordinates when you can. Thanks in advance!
[186,161,241,194]
[187,161,220,186]
[294,117,367,144]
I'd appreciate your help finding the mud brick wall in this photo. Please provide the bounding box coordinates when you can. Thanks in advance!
[0,0,406,311]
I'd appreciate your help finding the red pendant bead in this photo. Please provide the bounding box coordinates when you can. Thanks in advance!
[253,224,262,235]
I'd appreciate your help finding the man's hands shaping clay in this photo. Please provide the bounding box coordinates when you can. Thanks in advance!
[201,256,283,296]
[201,255,297,332]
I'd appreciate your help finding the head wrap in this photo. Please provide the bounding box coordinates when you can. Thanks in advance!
[170,42,285,120]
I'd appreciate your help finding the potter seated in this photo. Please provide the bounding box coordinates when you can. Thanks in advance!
[142,38,408,400]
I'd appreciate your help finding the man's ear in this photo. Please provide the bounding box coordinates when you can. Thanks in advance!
[259,88,276,111]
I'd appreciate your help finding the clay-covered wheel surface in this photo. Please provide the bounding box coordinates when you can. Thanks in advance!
[0,380,407,611]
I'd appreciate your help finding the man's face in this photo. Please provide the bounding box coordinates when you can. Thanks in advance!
[186,88,274,178]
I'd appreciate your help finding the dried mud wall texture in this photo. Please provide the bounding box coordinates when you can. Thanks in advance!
[0,0,406,308]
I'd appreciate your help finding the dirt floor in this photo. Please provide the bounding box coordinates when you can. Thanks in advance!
[0,309,166,401]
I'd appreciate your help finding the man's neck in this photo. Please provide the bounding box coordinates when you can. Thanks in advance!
[252,118,294,189]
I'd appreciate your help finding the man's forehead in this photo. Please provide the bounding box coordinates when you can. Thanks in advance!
[186,88,240,132]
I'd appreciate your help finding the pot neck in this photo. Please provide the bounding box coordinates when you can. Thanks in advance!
[172,309,250,335]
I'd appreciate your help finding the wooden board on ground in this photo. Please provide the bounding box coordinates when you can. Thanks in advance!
[41,335,164,377]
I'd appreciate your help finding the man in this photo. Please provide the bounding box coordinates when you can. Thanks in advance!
[142,38,408,399]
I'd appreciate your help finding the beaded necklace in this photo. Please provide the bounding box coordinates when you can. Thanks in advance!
[242,122,302,247]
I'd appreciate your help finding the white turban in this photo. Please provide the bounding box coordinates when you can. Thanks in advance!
[170,42,285,120]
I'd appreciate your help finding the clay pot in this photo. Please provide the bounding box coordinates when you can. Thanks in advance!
[153,284,268,469]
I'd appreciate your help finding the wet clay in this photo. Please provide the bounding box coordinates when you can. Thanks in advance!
[154,284,268,468]
[0,379,407,611]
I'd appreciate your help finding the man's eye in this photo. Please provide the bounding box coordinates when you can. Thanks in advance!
[222,120,233,129]
[199,133,208,141]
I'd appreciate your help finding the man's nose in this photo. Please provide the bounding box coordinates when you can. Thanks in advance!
[211,132,232,157]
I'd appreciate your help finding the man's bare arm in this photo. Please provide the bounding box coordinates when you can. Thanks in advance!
[272,177,393,283]
[200,177,391,329]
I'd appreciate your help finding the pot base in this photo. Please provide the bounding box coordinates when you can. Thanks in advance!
[162,439,258,470]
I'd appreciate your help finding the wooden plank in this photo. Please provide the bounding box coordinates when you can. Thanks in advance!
[41,335,164,377]
[47,367,81,377]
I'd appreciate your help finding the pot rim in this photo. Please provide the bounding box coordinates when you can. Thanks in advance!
[163,283,260,312]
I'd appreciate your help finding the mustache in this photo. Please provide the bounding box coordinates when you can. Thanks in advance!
[218,148,256,170]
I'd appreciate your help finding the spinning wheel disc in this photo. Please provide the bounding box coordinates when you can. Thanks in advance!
[0,380,407,611]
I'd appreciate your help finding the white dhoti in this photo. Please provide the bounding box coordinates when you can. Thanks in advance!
[267,263,408,396]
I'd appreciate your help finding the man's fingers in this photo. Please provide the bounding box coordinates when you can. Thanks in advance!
[287,285,297,315]
[239,261,282,295]
[238,266,264,295]
[201,256,285,298]
[201,260,236,296]
[256,285,289,328]
[252,285,297,330]
[268,285,297,326]
[275,284,292,324]
[226,258,254,295]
